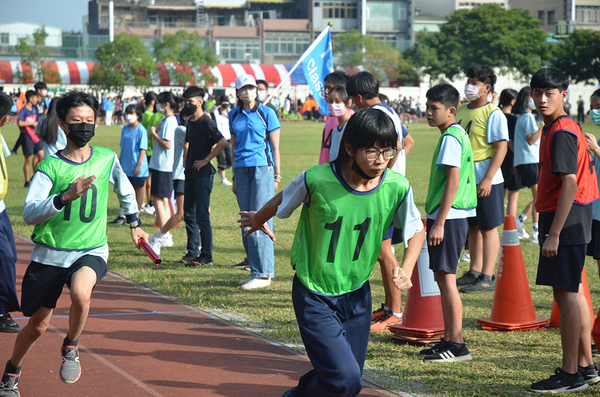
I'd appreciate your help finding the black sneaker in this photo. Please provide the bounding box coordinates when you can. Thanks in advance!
[419,338,448,356]
[60,345,81,384]
[578,364,600,385]
[178,253,198,265]
[198,257,215,266]
[592,344,600,357]
[455,270,480,287]
[0,370,19,396]
[184,256,203,267]
[530,368,588,393]
[109,216,126,225]
[423,340,472,362]
[460,275,495,293]
[232,257,249,269]
[0,314,20,333]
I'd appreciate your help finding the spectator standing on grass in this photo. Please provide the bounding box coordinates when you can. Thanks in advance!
[36,98,66,159]
[577,95,585,124]
[18,90,43,188]
[319,71,350,165]
[256,79,278,114]
[140,91,165,216]
[212,95,234,186]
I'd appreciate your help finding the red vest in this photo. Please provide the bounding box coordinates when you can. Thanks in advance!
[536,116,599,213]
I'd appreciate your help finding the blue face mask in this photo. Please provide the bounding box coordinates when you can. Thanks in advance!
[591,109,600,127]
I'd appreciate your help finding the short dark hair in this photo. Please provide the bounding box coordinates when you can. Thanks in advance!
[144,91,158,106]
[34,82,47,91]
[324,71,348,86]
[158,91,180,112]
[0,93,12,119]
[498,88,518,109]
[512,87,532,115]
[256,79,268,89]
[56,90,99,122]
[378,93,389,105]
[182,86,206,100]
[591,89,600,100]
[530,67,569,92]
[426,84,459,109]
[466,65,497,91]
[329,85,350,105]
[333,107,397,166]
[125,104,142,121]
[218,95,230,105]
[346,71,379,99]
[25,90,38,102]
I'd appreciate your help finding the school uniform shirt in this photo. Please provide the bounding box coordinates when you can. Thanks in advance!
[23,147,138,268]
[119,123,149,178]
[229,103,280,168]
[185,113,224,179]
[173,125,186,181]
[18,105,39,142]
[513,112,539,166]
[372,102,408,176]
[149,115,177,172]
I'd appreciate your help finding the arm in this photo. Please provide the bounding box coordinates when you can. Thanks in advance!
[134,149,146,176]
[542,173,576,257]
[183,141,189,169]
[585,133,600,158]
[231,134,236,194]
[403,133,415,156]
[150,126,172,149]
[478,140,507,197]
[393,228,426,290]
[429,166,460,246]
[193,137,227,171]
[268,129,281,191]
[238,191,283,241]
[526,125,543,146]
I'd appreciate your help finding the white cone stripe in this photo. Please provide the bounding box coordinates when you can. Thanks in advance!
[501,229,520,247]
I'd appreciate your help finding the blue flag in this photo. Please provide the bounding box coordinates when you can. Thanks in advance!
[300,27,334,116]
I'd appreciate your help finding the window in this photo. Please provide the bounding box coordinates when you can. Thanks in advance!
[264,32,309,56]
[0,33,8,45]
[547,10,555,26]
[322,2,357,19]
[399,6,406,20]
[369,2,399,20]
[538,10,545,24]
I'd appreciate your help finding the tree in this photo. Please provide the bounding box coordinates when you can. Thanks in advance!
[16,26,61,84]
[405,4,551,81]
[552,29,600,85]
[89,33,156,95]
[333,30,417,84]
[154,30,217,86]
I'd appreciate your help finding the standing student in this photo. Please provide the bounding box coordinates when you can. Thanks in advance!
[34,82,48,116]
[18,90,43,187]
[36,98,67,159]
[239,108,424,397]
[319,71,349,165]
[498,89,519,207]
[529,68,598,393]
[420,84,477,362]
[213,95,233,186]
[326,85,353,162]
[455,65,508,293]
[0,90,148,396]
[256,80,278,114]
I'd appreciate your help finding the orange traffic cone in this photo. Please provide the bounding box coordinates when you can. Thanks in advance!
[548,267,594,328]
[477,216,549,331]
[593,310,600,348]
[389,222,445,344]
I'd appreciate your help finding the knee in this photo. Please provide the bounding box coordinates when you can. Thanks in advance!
[70,288,92,309]
[337,367,363,396]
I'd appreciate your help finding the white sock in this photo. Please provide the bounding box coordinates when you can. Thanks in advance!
[119,207,125,217]
[518,213,527,223]
[155,231,165,239]
[533,223,539,231]
[392,311,403,319]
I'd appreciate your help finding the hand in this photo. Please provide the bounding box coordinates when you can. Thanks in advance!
[275,180,280,192]
[477,178,492,198]
[150,126,158,139]
[131,227,149,250]
[193,159,208,171]
[542,234,559,257]
[428,221,444,246]
[238,211,275,242]
[134,164,141,176]
[62,175,97,203]
[392,267,413,291]
[585,133,599,152]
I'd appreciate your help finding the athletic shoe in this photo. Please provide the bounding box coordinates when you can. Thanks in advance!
[240,278,271,290]
[243,264,251,271]
[60,345,81,384]
[0,370,19,396]
[422,340,472,362]
[109,216,126,225]
[221,179,233,186]
[371,303,389,322]
[141,204,155,216]
[0,314,20,333]
[460,251,471,263]
[530,230,539,244]
[161,233,174,247]
[370,314,402,332]
[456,270,480,287]
[178,253,198,265]
[578,364,600,385]
[239,276,255,285]
[530,368,588,393]
[460,275,495,293]
[198,257,214,266]
[419,339,448,356]
[232,258,249,269]
[592,345,600,357]
[148,233,162,256]
[516,218,529,239]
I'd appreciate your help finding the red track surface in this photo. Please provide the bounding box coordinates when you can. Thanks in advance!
[2,235,400,397]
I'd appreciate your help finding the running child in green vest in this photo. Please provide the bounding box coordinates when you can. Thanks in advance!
[239,108,425,397]
[421,84,477,362]
[0,91,149,396]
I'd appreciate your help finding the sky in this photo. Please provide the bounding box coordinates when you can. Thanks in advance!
[0,0,89,32]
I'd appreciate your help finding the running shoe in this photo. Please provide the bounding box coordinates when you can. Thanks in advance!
[60,345,81,384]
[0,314,20,333]
[456,270,479,287]
[578,364,600,385]
[423,340,472,362]
[516,218,529,240]
[0,369,19,396]
[371,303,389,322]
[530,368,588,393]
[109,216,126,225]
[370,314,402,332]
[460,275,495,293]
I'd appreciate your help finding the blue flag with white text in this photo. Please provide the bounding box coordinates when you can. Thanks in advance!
[300,27,334,116]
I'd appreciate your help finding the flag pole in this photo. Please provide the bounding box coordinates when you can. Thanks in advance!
[265,22,333,103]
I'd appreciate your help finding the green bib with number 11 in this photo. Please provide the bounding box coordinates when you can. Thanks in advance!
[291,164,410,295]
[32,147,113,250]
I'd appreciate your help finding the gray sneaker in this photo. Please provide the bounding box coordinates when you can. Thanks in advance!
[460,275,495,293]
[60,346,81,384]
[0,370,19,396]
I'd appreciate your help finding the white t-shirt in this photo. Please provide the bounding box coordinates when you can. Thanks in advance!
[149,115,177,172]
[513,112,539,166]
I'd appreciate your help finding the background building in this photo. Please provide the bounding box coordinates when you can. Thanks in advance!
[509,0,600,35]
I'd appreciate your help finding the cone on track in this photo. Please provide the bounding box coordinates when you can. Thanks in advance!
[389,222,445,345]
[548,267,594,328]
[477,216,549,331]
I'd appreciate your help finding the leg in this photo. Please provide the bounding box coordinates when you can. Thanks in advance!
[184,180,200,256]
[576,284,593,368]
[436,271,463,343]
[530,184,538,224]
[480,227,500,277]
[153,197,169,229]
[67,266,97,342]
[468,226,483,273]
[134,185,145,213]
[23,154,32,182]
[554,286,583,374]
[196,176,214,261]
[161,193,184,235]
[506,190,519,218]
[11,307,53,367]
[33,151,44,172]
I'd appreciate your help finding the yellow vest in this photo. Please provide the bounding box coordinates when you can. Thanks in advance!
[0,133,7,200]
[455,102,498,162]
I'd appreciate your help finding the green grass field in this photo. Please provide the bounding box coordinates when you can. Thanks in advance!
[3,118,600,396]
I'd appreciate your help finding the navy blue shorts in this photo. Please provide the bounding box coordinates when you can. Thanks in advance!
[536,241,585,293]
[127,176,146,187]
[21,255,107,317]
[383,226,403,245]
[21,132,43,156]
[173,179,185,195]
[586,219,600,260]
[505,167,525,191]
[427,218,469,274]
[150,169,173,198]
[468,183,504,231]
[516,163,539,188]
[0,211,20,313]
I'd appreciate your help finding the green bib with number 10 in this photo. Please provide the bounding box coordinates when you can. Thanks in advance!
[291,164,410,295]
[32,147,114,250]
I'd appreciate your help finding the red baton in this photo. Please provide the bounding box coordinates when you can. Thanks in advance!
[139,238,161,265]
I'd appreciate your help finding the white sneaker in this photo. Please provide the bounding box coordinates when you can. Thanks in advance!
[239,276,255,285]
[162,233,174,247]
[148,233,162,256]
[220,179,233,186]
[142,204,155,216]
[515,218,529,239]
[461,252,471,263]
[240,278,271,290]
[529,230,539,244]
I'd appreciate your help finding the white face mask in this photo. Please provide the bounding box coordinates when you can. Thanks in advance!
[156,103,164,114]
[42,90,48,96]
[257,90,267,102]
[126,114,138,124]
[464,84,482,102]
[527,98,536,111]
[239,89,257,103]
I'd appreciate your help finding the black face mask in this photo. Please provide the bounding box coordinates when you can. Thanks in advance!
[183,103,198,114]
[351,160,376,180]
[67,122,95,147]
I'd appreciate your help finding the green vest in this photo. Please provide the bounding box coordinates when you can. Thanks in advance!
[425,125,477,214]
[32,147,114,250]
[291,164,410,295]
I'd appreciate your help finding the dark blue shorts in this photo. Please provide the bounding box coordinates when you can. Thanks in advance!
[21,132,43,156]
[127,176,146,187]
[536,241,585,293]
[427,218,469,274]
[586,219,600,260]
[0,211,20,313]
[505,166,525,191]
[516,163,539,188]
[150,169,173,198]
[468,183,504,231]
[173,179,185,195]
[383,226,403,245]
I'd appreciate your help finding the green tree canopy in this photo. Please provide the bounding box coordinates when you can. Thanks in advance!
[552,29,600,85]
[333,30,417,84]
[405,4,551,81]
[153,30,217,86]
[16,26,61,84]
[89,33,156,95]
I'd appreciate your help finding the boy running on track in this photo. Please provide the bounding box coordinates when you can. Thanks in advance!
[240,108,424,397]
[0,91,148,396]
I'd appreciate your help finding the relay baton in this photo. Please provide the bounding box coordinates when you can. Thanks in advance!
[139,238,162,265]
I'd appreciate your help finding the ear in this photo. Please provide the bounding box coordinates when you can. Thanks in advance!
[58,119,68,134]
[561,90,569,101]
[347,98,353,107]
[0,115,8,128]
[449,106,457,116]
[345,143,354,157]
